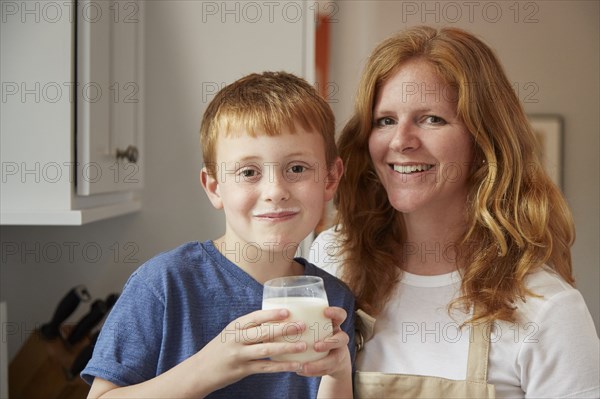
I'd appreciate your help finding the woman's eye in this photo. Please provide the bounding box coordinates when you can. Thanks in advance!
[374,117,396,127]
[423,115,447,125]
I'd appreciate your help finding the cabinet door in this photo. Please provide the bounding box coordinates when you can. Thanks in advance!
[77,0,144,195]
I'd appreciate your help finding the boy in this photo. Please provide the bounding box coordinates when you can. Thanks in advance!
[82,72,355,398]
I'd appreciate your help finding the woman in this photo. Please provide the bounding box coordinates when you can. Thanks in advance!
[310,26,599,398]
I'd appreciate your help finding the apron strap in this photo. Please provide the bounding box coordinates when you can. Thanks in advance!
[466,317,491,383]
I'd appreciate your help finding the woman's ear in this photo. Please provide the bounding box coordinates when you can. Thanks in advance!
[324,157,344,202]
[200,168,223,209]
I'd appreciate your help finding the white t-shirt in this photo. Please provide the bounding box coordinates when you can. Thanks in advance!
[309,227,600,398]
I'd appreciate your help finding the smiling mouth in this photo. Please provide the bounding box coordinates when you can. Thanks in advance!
[253,208,300,219]
[391,164,434,174]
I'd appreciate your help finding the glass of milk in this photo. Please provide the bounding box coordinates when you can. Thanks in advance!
[262,275,332,363]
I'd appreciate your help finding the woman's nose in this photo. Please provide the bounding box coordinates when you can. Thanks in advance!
[389,122,420,153]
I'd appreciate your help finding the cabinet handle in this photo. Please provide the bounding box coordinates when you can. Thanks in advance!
[116,145,139,163]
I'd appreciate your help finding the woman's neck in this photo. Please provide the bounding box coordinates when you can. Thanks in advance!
[399,207,467,275]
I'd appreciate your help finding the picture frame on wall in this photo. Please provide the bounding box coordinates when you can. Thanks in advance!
[528,114,563,189]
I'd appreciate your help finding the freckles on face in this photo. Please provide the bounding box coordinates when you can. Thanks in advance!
[212,127,332,248]
[368,59,474,214]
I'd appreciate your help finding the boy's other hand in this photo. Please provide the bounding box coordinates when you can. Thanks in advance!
[296,306,351,379]
[195,308,308,394]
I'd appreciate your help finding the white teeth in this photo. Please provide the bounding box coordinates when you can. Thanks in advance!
[392,164,434,174]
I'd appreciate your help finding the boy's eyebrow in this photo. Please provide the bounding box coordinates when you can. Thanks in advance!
[230,151,320,163]
[282,150,320,158]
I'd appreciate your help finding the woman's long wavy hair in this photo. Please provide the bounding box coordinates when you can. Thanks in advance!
[336,26,575,322]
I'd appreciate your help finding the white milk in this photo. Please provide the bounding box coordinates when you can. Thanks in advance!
[262,296,332,363]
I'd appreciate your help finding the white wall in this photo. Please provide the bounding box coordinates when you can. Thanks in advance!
[1,0,598,366]
[329,0,599,329]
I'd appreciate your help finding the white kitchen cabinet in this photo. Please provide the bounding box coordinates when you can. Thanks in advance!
[1,0,144,225]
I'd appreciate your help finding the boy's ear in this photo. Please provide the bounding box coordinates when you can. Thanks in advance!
[200,168,223,209]
[324,157,344,202]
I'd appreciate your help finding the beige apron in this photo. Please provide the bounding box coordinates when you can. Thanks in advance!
[354,309,496,398]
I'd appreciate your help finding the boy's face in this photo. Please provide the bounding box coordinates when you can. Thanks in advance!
[201,125,342,255]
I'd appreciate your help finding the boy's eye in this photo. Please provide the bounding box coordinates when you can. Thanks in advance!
[289,165,306,174]
[374,117,396,127]
[284,163,311,182]
[238,167,261,181]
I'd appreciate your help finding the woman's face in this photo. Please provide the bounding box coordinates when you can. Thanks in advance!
[368,59,474,217]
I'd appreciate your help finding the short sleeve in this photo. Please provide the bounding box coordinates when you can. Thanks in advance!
[309,226,345,277]
[81,271,165,386]
[519,289,600,398]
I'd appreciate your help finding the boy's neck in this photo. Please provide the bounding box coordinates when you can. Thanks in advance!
[212,237,305,284]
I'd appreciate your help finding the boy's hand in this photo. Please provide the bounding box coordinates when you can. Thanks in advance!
[195,308,308,394]
[87,309,311,398]
[297,306,351,378]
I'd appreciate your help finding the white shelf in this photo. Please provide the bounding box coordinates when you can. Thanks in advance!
[0,1,144,226]
[1,200,141,226]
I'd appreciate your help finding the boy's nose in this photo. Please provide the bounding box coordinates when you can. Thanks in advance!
[263,174,290,202]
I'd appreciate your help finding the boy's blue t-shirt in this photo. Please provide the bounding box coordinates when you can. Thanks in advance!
[81,241,356,398]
